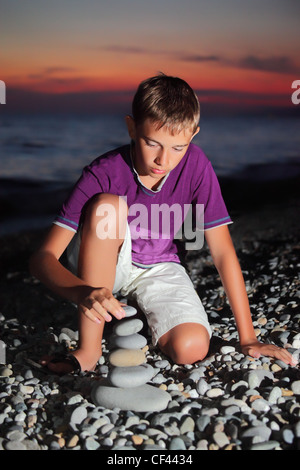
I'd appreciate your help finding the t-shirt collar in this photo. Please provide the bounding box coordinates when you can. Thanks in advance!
[129,141,170,193]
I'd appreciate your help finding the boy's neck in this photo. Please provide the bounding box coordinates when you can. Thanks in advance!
[138,173,166,191]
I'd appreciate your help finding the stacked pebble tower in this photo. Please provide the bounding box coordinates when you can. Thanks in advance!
[92,304,171,412]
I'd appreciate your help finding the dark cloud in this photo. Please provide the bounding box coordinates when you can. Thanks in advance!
[43,66,77,75]
[236,55,300,74]
[28,66,78,81]
[101,45,220,63]
[179,52,299,74]
[102,45,149,54]
[100,44,299,75]
[179,54,220,63]
[195,87,289,102]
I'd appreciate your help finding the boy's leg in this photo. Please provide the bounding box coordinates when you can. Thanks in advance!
[75,193,127,370]
[46,193,128,374]
[158,323,210,365]
[122,262,212,365]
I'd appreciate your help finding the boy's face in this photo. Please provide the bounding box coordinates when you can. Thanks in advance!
[126,117,199,185]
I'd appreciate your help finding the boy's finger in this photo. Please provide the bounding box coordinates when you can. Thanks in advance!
[100,297,126,320]
[91,300,112,321]
[81,304,107,324]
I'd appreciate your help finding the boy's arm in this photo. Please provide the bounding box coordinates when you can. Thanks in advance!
[204,225,297,366]
[29,224,125,323]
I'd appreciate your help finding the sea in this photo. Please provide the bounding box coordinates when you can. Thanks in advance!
[0,113,300,234]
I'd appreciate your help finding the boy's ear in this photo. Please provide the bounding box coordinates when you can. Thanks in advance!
[192,126,200,139]
[125,115,136,140]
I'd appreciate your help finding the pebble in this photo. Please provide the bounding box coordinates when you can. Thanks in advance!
[122,305,138,317]
[251,398,270,413]
[108,348,146,367]
[1,236,299,450]
[206,388,224,398]
[196,415,210,432]
[268,386,282,404]
[91,382,171,412]
[84,437,100,450]
[294,421,300,438]
[170,437,186,450]
[196,378,210,395]
[5,441,27,450]
[291,380,300,395]
[0,366,13,377]
[250,441,280,450]
[241,425,271,442]
[245,370,274,389]
[0,340,6,364]
[220,345,235,354]
[111,333,147,350]
[67,435,79,448]
[281,427,294,444]
[113,318,143,336]
[108,363,154,388]
[6,430,26,441]
[180,416,195,434]
[213,431,230,448]
[69,406,88,430]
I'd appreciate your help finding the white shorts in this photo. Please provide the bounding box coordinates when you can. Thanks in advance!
[67,224,212,345]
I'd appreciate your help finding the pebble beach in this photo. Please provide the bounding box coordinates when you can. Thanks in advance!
[0,186,299,452]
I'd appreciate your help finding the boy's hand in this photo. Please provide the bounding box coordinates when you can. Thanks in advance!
[78,287,126,324]
[241,340,298,367]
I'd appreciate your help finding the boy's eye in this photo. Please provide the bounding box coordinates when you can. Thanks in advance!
[146,141,157,147]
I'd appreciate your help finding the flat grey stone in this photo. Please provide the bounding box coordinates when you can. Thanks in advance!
[250,441,280,450]
[108,348,145,367]
[123,305,138,317]
[170,437,186,450]
[69,405,88,430]
[6,430,26,441]
[196,415,210,432]
[244,369,274,388]
[91,381,171,412]
[113,318,143,336]
[196,377,210,395]
[84,437,100,450]
[5,441,27,450]
[111,333,147,350]
[220,345,235,354]
[108,363,154,388]
[291,380,300,395]
[0,340,6,364]
[213,431,230,448]
[241,425,272,442]
[251,398,270,413]
[268,386,282,404]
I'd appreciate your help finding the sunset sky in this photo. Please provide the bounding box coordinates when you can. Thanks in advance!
[1,0,300,114]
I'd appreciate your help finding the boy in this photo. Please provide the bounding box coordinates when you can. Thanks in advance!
[30,74,297,375]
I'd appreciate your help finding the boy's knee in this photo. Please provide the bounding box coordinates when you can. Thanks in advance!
[171,338,209,365]
[85,193,128,218]
[159,324,210,365]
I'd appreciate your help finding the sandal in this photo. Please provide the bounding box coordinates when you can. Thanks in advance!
[44,353,82,375]
[26,353,82,376]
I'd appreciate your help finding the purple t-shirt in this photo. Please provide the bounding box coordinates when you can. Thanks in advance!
[54,144,232,266]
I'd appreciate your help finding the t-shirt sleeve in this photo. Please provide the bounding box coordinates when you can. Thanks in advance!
[192,160,232,231]
[53,166,106,232]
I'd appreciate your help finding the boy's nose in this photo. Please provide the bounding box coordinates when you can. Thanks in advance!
[155,149,168,167]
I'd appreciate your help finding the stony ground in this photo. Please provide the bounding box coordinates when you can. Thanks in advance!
[0,207,299,451]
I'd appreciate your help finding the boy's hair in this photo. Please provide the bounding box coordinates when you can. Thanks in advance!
[132,73,200,134]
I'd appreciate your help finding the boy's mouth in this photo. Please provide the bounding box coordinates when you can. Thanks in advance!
[151,167,166,175]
